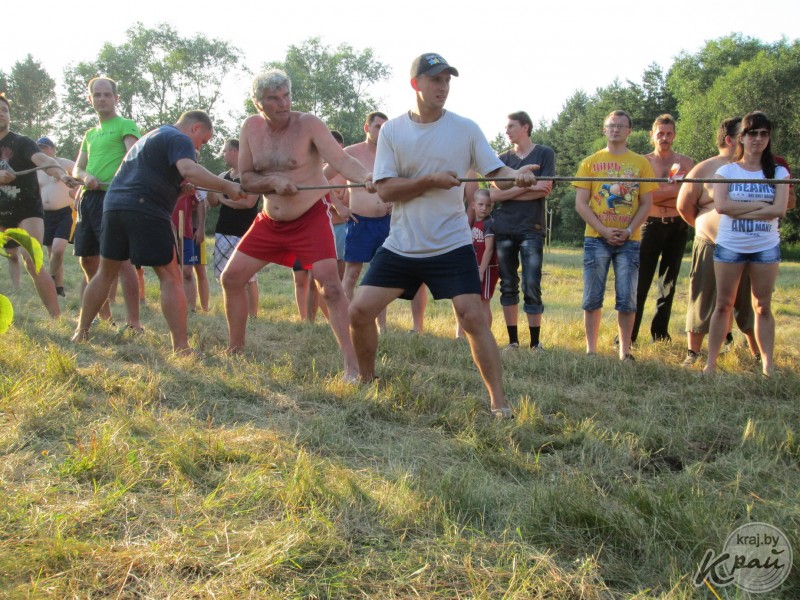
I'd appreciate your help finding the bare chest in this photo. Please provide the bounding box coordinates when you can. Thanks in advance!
[648,155,677,178]
[250,125,317,173]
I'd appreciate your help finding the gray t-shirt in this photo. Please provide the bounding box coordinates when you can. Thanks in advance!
[373,110,503,258]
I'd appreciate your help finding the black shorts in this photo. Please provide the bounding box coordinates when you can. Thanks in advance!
[73,190,106,257]
[101,210,177,267]
[0,200,44,229]
[361,244,481,300]
[43,206,74,246]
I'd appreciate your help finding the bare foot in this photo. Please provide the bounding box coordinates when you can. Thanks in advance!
[70,329,89,342]
[174,347,204,359]
[342,371,360,384]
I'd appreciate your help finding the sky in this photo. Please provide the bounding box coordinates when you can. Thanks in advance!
[6,0,800,142]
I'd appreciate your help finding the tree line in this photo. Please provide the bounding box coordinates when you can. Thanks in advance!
[2,29,797,241]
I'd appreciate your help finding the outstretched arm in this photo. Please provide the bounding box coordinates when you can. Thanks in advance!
[177,159,246,201]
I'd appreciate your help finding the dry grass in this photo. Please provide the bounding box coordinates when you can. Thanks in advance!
[0,247,798,598]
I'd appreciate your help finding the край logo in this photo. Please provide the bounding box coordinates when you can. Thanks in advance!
[694,522,792,593]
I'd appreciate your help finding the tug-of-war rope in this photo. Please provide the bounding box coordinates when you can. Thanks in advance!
[12,164,798,191]
[246,176,800,193]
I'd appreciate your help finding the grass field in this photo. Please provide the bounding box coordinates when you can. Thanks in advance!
[1,246,798,598]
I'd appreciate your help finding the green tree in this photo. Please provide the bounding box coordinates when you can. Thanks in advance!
[5,55,57,139]
[667,34,765,102]
[58,23,246,167]
[671,37,800,241]
[489,132,508,155]
[265,37,391,145]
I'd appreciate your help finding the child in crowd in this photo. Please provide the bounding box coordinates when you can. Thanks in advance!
[457,188,499,337]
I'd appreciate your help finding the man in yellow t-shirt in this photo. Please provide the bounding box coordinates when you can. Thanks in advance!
[573,110,658,362]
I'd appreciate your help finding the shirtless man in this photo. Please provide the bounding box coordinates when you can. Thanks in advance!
[676,117,758,367]
[36,137,76,297]
[632,114,694,343]
[331,112,393,331]
[221,69,374,381]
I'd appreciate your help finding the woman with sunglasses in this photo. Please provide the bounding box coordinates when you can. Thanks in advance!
[704,111,790,376]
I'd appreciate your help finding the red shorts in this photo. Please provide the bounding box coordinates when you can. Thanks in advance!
[236,198,335,269]
[481,264,499,301]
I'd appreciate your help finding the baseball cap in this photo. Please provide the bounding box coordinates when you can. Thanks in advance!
[410,53,459,79]
[37,136,55,148]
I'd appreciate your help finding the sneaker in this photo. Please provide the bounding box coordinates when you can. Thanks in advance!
[56,286,65,297]
[722,332,734,353]
[681,349,700,367]
[621,353,636,364]
[505,342,520,349]
[613,335,620,349]
[530,342,544,352]
[753,353,762,365]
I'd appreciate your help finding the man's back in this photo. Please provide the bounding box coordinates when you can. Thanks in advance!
[104,125,194,219]
[346,141,386,217]
[686,155,730,242]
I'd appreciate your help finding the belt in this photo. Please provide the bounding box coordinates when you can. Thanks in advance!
[648,216,681,224]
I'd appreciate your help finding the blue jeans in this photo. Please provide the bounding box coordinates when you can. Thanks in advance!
[495,232,544,315]
[582,237,640,312]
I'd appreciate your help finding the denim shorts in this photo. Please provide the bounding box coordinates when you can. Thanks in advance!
[714,243,780,264]
[582,237,640,312]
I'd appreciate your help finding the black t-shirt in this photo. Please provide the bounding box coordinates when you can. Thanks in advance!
[103,125,196,220]
[0,132,43,219]
[492,144,556,236]
[215,170,260,236]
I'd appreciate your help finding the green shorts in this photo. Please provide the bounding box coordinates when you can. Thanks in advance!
[686,235,754,334]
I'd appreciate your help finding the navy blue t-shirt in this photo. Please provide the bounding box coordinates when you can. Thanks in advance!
[103,125,196,220]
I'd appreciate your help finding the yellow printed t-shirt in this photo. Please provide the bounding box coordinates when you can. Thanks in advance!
[573,149,658,241]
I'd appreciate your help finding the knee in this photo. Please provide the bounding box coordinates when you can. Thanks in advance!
[220,268,245,291]
[456,305,486,334]
[349,298,375,328]
[714,301,734,315]
[343,267,360,287]
[320,281,345,304]
[752,297,771,317]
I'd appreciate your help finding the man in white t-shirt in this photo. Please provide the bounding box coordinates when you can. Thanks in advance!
[348,52,537,419]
